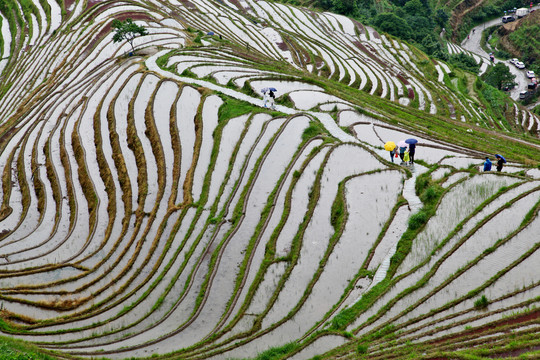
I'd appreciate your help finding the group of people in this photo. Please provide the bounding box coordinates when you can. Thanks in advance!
[483,155,505,172]
[389,143,416,165]
[262,89,276,110]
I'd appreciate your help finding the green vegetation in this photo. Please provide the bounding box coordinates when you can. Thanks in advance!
[447,53,480,74]
[481,63,515,90]
[474,294,489,309]
[217,98,257,122]
[0,336,60,359]
[245,342,299,360]
[111,18,148,53]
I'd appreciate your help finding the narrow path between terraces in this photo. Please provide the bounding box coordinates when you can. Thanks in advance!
[147,50,429,292]
[147,51,357,144]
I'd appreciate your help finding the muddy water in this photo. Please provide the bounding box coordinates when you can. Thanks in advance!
[250,81,323,97]
[288,90,352,111]
[262,145,385,329]
[216,113,272,213]
[204,116,309,334]
[226,140,326,321]
[439,156,478,169]
[176,86,200,203]
[353,123,384,149]
[191,95,222,202]
[401,246,540,337]
[289,335,347,360]
[398,174,520,276]
[441,172,469,188]
[274,148,330,258]
[430,167,451,181]
[368,205,409,271]
[287,171,402,333]
[132,74,160,213]
[153,81,179,197]
[206,115,248,203]
[384,191,539,329]
[339,110,373,127]
[226,118,285,218]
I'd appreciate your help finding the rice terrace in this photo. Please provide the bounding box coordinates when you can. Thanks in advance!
[0,0,539,358]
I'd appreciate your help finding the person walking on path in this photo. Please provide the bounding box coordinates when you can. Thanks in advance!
[399,145,407,162]
[483,157,492,171]
[496,156,504,172]
[269,89,276,110]
[408,143,416,164]
[403,149,410,165]
[262,90,269,108]
[389,147,397,163]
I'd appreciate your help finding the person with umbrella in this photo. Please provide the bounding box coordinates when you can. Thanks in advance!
[405,138,417,164]
[384,141,397,163]
[495,154,506,172]
[261,88,269,108]
[483,157,492,171]
[268,87,277,110]
[397,141,408,163]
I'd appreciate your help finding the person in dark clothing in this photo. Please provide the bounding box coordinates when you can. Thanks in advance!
[269,90,275,109]
[483,157,492,171]
[408,143,416,164]
[496,157,504,172]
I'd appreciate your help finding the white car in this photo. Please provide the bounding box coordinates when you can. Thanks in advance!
[515,61,525,69]
[526,70,535,78]
[509,58,518,64]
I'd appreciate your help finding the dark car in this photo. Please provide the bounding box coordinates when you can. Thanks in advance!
[502,82,516,91]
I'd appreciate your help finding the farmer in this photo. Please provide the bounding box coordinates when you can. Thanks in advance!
[496,156,504,172]
[483,157,492,171]
[269,89,276,110]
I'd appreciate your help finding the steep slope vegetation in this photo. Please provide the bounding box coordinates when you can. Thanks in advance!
[0,0,539,359]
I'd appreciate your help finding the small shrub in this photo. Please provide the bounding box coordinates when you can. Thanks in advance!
[408,211,428,230]
[474,295,489,309]
[420,185,442,205]
[356,344,368,354]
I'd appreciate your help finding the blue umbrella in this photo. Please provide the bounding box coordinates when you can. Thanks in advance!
[495,154,506,163]
[207,31,215,35]
[261,87,269,94]
[405,138,418,144]
[269,87,277,92]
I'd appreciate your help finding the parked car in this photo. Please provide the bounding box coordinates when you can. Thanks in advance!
[502,15,516,23]
[502,82,516,91]
[519,90,529,100]
[515,61,525,69]
[528,83,537,90]
[526,71,535,78]
[509,58,518,64]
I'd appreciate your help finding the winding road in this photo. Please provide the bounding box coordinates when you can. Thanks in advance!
[459,8,538,101]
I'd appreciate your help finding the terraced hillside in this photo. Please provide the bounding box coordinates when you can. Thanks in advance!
[0,0,540,359]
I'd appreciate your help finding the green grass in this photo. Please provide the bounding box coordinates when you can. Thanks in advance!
[217,97,257,122]
[0,336,61,359]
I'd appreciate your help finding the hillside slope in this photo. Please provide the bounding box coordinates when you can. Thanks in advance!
[0,0,539,359]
